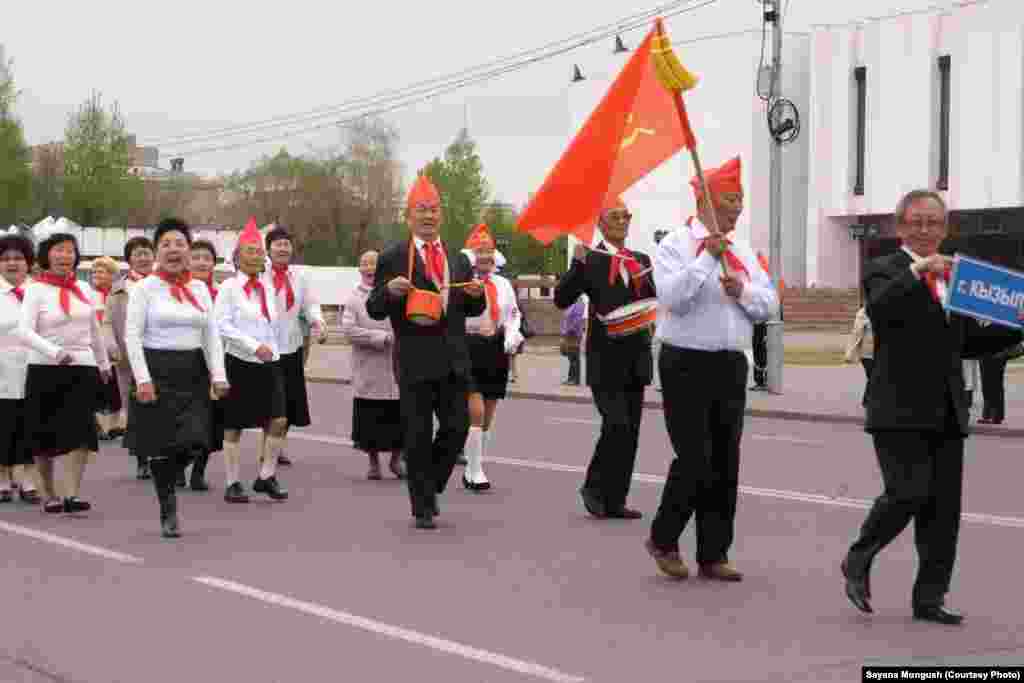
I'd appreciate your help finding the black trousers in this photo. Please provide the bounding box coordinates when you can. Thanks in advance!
[980,356,1007,423]
[752,323,768,387]
[585,385,645,511]
[400,373,470,518]
[860,358,875,405]
[566,353,580,383]
[847,427,965,607]
[651,346,747,562]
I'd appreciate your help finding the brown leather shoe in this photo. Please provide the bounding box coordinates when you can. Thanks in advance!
[699,562,744,582]
[645,539,689,579]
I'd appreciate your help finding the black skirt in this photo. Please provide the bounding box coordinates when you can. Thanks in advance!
[23,365,100,459]
[96,370,122,413]
[351,398,403,453]
[221,354,286,430]
[131,349,212,460]
[278,349,311,427]
[467,332,510,401]
[0,398,31,467]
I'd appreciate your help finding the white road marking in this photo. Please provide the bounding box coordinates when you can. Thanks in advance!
[543,417,823,445]
[287,431,1024,530]
[193,576,586,683]
[0,520,143,564]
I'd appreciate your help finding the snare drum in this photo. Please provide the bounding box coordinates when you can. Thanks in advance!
[406,288,443,326]
[599,298,658,337]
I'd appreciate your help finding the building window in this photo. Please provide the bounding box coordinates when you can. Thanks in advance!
[937,55,951,191]
[854,66,867,196]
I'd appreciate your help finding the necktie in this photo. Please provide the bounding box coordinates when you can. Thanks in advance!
[609,248,646,294]
[243,276,271,321]
[481,275,500,324]
[94,285,111,322]
[272,264,295,311]
[156,270,204,312]
[424,242,445,288]
[924,266,951,304]
[35,272,90,316]
[11,287,24,303]
[695,239,751,280]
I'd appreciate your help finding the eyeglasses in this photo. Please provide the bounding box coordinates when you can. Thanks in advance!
[901,218,946,232]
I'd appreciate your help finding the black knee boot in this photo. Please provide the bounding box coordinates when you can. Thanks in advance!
[149,458,180,538]
[135,450,151,480]
[190,451,210,491]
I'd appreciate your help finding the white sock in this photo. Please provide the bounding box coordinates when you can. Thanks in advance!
[261,436,283,480]
[479,429,491,484]
[223,441,241,486]
[464,427,485,484]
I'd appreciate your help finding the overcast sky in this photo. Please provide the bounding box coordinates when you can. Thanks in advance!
[5,0,953,206]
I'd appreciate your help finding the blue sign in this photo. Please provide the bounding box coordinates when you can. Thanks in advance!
[946,255,1024,329]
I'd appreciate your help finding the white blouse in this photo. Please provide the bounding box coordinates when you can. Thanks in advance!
[0,282,28,400]
[124,275,227,385]
[16,278,110,371]
[267,266,325,355]
[214,272,280,364]
[465,272,524,354]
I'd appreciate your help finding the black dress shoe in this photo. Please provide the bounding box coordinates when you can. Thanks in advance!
[462,475,491,492]
[224,482,250,503]
[161,516,181,538]
[0,490,12,503]
[579,488,607,518]
[841,558,872,614]
[913,605,964,625]
[277,455,293,467]
[414,515,437,529]
[253,476,288,500]
[607,506,643,519]
[63,497,91,513]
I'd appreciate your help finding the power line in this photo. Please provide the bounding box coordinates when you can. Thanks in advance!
[145,0,707,149]
[148,0,717,156]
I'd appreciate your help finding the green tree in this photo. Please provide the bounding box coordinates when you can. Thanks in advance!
[482,202,567,277]
[62,91,144,226]
[423,128,489,246]
[0,55,33,226]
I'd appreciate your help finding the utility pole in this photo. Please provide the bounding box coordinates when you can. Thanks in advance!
[765,0,785,395]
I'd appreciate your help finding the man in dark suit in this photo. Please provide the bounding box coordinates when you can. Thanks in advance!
[554,198,654,520]
[842,189,1023,624]
[366,174,485,529]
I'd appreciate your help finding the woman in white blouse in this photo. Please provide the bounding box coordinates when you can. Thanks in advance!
[87,256,123,441]
[17,231,111,515]
[126,219,228,538]
[460,225,524,492]
[213,221,289,504]
[263,226,326,467]
[0,231,41,504]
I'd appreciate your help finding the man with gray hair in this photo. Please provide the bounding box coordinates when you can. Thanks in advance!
[841,189,1023,625]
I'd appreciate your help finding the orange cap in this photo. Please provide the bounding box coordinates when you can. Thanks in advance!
[407,173,441,210]
[238,217,263,247]
[465,223,495,250]
[691,156,742,199]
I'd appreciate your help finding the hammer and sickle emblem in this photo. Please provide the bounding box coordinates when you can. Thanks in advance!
[620,113,656,150]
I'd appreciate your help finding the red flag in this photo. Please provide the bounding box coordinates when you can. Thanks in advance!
[517,22,691,246]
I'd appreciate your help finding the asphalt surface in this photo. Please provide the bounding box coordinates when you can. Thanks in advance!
[2,383,1023,682]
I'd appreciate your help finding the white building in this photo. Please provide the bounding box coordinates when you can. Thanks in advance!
[806,0,1024,288]
[564,0,1024,289]
[564,29,811,283]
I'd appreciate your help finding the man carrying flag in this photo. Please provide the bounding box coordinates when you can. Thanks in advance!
[555,198,654,520]
[644,157,779,581]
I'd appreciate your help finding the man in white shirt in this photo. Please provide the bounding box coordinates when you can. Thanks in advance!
[644,157,778,582]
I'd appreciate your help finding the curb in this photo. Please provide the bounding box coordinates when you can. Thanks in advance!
[306,375,1024,439]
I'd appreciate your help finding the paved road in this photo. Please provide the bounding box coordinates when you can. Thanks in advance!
[2,384,1023,682]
